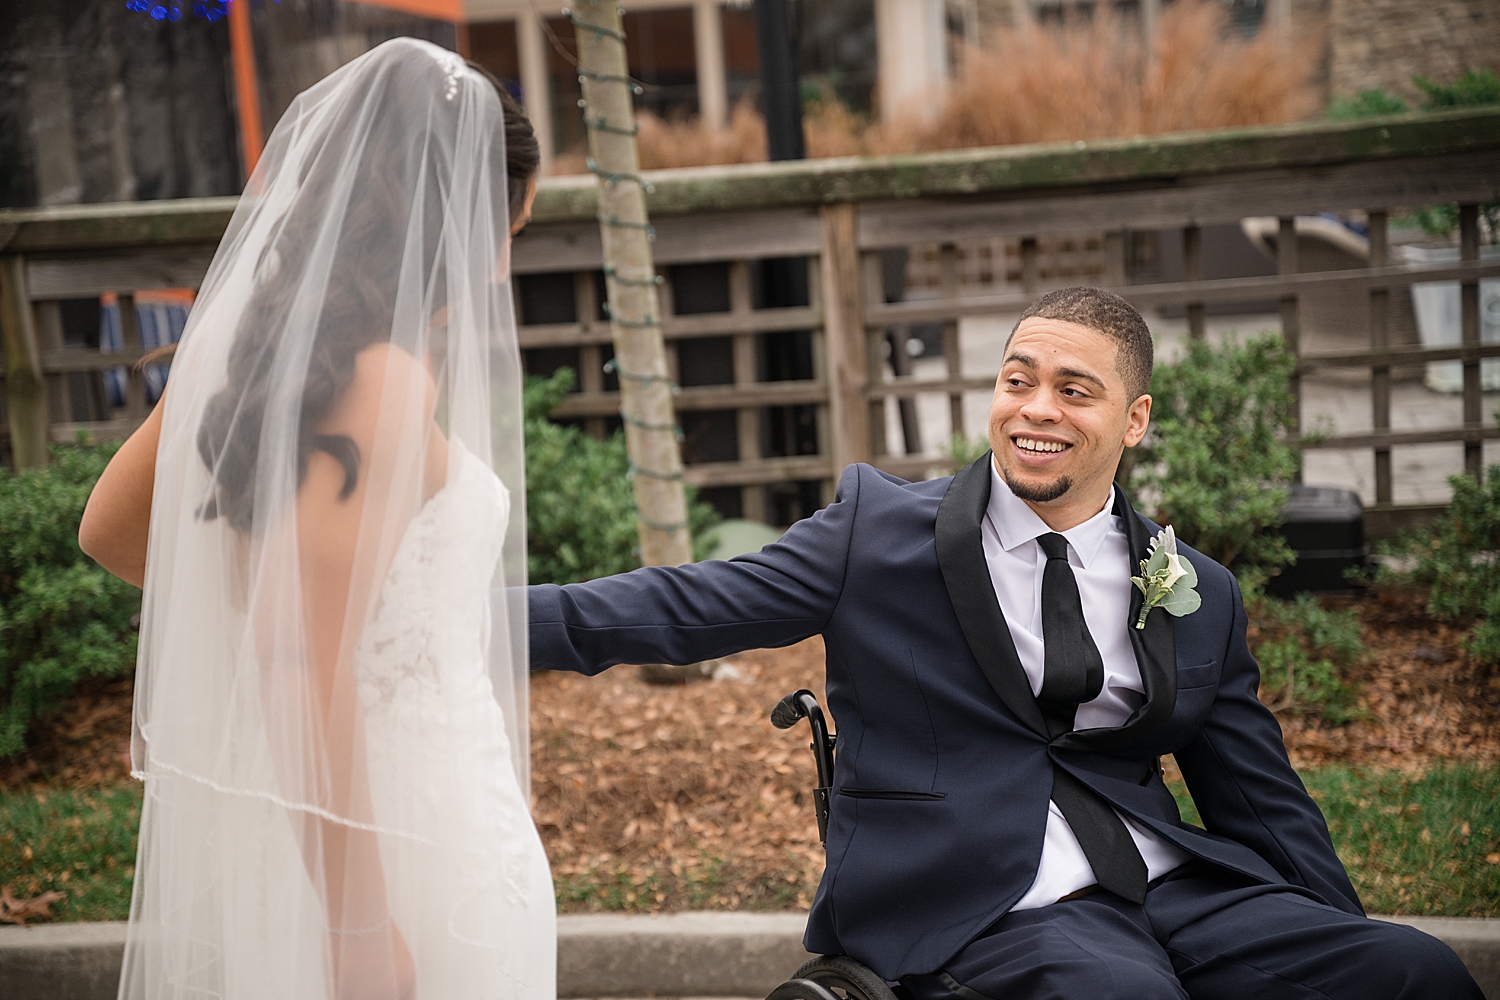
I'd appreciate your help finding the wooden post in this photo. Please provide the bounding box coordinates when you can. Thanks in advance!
[729,261,766,521]
[1103,230,1126,289]
[1,256,48,469]
[35,300,70,425]
[572,0,694,569]
[574,271,607,440]
[939,243,964,442]
[1183,224,1205,340]
[862,253,888,459]
[1141,0,1161,71]
[1011,0,1031,37]
[1277,216,1301,481]
[820,202,871,476]
[808,265,834,506]
[1368,210,1392,504]
[518,10,555,174]
[1459,204,1482,479]
[117,293,149,422]
[693,0,728,131]
[1020,236,1039,295]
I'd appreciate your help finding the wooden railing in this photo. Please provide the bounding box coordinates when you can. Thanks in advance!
[3,108,1499,532]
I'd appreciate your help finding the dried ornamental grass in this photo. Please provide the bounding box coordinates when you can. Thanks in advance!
[636,100,769,168]
[555,0,1323,175]
[897,1,1322,151]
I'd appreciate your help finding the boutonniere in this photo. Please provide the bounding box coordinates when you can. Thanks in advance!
[1131,526,1202,630]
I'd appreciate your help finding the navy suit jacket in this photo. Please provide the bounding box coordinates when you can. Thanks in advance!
[528,455,1361,979]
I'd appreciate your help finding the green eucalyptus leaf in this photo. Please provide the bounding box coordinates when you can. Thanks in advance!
[1145,545,1170,576]
[1176,553,1198,590]
[1160,586,1203,617]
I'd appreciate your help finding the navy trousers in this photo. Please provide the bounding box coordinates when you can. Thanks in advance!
[903,863,1482,1000]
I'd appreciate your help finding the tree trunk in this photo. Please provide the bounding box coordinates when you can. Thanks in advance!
[572,0,716,684]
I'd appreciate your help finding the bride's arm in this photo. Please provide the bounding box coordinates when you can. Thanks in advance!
[296,450,410,997]
[80,389,167,587]
[290,343,442,1000]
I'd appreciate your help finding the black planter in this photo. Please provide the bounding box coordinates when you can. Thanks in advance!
[1267,485,1367,597]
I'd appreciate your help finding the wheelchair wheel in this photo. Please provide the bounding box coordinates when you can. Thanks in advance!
[766,978,842,1000]
[785,955,901,1000]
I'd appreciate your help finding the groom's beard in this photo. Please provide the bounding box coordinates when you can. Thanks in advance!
[1003,467,1073,504]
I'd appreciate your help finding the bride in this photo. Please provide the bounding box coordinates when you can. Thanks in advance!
[79,38,553,1000]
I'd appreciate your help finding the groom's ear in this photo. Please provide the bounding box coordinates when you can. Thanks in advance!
[1123,393,1152,449]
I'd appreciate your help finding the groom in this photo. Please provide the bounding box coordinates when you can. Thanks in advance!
[528,287,1480,998]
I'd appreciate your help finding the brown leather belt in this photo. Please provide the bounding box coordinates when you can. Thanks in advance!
[1056,884,1100,904]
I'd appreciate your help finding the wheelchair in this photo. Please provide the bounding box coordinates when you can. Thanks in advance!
[763,690,910,1000]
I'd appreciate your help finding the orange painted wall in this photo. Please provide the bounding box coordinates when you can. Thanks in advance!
[343,0,462,22]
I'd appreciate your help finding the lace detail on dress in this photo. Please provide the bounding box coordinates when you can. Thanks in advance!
[352,445,545,916]
[354,445,507,712]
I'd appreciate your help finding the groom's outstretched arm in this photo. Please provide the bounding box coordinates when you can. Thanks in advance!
[528,465,861,675]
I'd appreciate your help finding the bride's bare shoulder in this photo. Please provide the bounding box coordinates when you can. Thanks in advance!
[334,342,438,435]
[302,341,446,520]
[315,343,439,456]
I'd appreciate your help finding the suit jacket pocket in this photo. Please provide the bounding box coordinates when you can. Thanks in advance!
[1176,659,1220,690]
[838,788,946,801]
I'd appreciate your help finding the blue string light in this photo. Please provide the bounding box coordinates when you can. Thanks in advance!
[127,0,278,21]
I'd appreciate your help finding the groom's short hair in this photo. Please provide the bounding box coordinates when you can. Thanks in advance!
[1011,287,1154,401]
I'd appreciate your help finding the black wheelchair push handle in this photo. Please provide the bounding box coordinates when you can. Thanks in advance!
[769,689,836,848]
[771,689,818,730]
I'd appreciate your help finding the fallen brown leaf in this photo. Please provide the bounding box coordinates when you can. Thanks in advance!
[0,884,66,925]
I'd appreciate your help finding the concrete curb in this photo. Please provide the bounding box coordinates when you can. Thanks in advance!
[0,913,1494,999]
[1380,916,1500,999]
[0,913,815,1000]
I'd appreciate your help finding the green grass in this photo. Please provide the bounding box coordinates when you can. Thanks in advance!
[552,854,734,912]
[6,763,1499,921]
[1168,762,1500,916]
[0,784,141,921]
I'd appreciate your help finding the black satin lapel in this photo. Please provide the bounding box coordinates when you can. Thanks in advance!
[1055,487,1177,754]
[935,453,1049,739]
[1117,488,1178,738]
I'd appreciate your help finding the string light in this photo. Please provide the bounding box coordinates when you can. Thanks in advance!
[126,0,279,22]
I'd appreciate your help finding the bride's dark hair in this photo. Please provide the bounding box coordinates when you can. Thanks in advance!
[196,56,538,534]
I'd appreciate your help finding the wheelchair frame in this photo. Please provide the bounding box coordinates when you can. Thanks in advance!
[765,689,906,1000]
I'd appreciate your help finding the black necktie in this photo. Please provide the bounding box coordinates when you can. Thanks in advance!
[1036,533,1105,728]
[1035,532,1149,904]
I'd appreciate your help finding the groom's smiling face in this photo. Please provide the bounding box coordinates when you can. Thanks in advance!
[988,316,1152,527]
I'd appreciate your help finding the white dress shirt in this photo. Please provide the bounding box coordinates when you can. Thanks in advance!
[981,465,1189,909]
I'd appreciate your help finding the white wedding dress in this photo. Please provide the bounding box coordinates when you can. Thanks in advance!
[123,39,549,1000]
[353,444,556,999]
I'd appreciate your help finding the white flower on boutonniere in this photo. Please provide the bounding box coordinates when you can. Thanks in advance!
[1131,526,1202,630]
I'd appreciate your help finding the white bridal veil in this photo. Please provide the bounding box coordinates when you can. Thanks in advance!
[122,38,547,1000]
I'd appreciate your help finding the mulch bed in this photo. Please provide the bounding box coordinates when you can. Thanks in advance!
[1277,589,1500,770]
[4,588,1497,914]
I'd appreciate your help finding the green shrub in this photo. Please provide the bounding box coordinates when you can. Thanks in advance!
[0,444,140,758]
[1327,70,1500,241]
[1327,88,1409,120]
[1247,592,1365,721]
[1126,334,1366,718]
[1129,331,1300,588]
[1378,465,1500,665]
[0,380,720,759]
[1414,68,1500,109]
[524,368,718,585]
[941,432,991,468]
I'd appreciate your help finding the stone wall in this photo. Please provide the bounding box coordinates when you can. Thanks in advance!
[1328,0,1500,102]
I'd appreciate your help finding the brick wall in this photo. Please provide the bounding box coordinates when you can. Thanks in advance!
[1328,0,1500,102]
